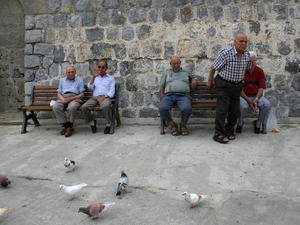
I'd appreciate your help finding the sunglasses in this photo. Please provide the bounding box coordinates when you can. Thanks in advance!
[98,66,107,69]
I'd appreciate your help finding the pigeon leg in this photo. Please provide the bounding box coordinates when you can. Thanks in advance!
[124,188,132,193]
[90,216,98,220]
[68,195,76,201]
[65,168,75,173]
[190,204,197,208]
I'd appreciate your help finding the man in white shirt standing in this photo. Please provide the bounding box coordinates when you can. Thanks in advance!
[82,59,115,134]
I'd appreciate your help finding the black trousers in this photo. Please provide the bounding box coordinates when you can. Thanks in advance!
[214,75,243,136]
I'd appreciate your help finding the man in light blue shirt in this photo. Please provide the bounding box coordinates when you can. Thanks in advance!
[53,66,85,137]
[82,59,115,134]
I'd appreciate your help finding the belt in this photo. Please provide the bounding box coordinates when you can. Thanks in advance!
[63,92,77,94]
[218,75,243,85]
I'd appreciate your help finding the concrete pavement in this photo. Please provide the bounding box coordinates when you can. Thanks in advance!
[0,122,300,225]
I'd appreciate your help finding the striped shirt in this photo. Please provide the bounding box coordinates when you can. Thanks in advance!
[57,76,85,94]
[213,47,251,83]
[88,74,115,98]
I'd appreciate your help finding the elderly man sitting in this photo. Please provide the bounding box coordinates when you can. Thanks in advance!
[159,56,197,136]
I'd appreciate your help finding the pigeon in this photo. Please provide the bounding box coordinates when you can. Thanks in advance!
[64,157,76,173]
[59,183,87,200]
[78,202,115,220]
[0,175,11,187]
[182,192,206,208]
[0,208,11,217]
[116,171,128,196]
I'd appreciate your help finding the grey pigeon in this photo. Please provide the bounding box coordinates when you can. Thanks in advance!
[116,171,128,196]
[78,202,115,220]
[0,176,11,187]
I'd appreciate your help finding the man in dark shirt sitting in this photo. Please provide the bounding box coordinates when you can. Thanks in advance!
[236,52,271,134]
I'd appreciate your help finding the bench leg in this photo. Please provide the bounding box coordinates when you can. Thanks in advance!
[21,110,28,134]
[30,111,40,127]
[116,106,121,127]
[110,106,116,134]
[160,116,165,135]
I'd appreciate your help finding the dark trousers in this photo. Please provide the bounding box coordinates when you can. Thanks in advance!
[214,76,243,136]
[159,93,192,126]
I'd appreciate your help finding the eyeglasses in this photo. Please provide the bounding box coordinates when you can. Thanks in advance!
[98,66,107,69]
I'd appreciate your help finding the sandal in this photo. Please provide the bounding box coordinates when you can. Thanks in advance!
[168,122,179,136]
[180,125,190,136]
[213,134,229,144]
[227,134,236,140]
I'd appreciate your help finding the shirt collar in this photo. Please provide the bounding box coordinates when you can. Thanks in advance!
[66,76,77,82]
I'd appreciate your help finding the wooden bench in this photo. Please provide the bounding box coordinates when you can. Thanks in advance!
[160,82,217,134]
[20,83,121,134]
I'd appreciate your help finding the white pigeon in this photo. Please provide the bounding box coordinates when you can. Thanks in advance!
[0,208,11,217]
[59,183,87,200]
[64,157,76,173]
[182,192,205,208]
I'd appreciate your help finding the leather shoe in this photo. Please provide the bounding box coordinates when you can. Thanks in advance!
[60,128,67,135]
[236,125,243,133]
[104,126,111,134]
[64,127,74,137]
[253,120,260,134]
[90,120,97,133]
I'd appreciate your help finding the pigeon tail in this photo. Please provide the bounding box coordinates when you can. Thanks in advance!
[102,202,115,212]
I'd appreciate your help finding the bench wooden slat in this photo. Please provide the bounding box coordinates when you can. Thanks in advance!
[34,89,57,93]
[21,105,103,111]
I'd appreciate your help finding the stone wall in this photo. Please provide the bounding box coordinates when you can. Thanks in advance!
[0,0,25,112]
[21,0,300,119]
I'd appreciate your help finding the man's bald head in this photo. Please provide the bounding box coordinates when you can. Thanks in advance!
[170,56,181,72]
[234,33,248,54]
[66,66,76,80]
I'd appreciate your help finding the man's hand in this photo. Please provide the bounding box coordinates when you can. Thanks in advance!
[60,97,69,104]
[253,98,259,112]
[191,78,198,89]
[91,68,99,78]
[97,96,106,103]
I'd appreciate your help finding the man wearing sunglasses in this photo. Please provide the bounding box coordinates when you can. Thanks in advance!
[81,59,115,134]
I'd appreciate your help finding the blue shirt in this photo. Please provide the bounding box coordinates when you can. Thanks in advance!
[213,47,251,83]
[88,74,115,98]
[57,76,85,94]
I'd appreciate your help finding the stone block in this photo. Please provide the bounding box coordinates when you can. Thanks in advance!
[180,6,192,23]
[164,41,175,59]
[54,45,65,62]
[48,0,61,12]
[139,108,158,118]
[276,107,289,118]
[206,0,218,5]
[25,16,35,30]
[207,26,216,37]
[128,8,146,24]
[102,0,122,9]
[34,43,55,55]
[292,73,300,91]
[24,55,40,68]
[35,15,54,28]
[212,6,223,21]
[250,21,260,35]
[75,62,90,76]
[24,81,36,95]
[257,4,267,20]
[182,60,194,74]
[119,90,129,108]
[264,90,280,107]
[99,10,110,26]
[25,30,44,43]
[131,91,144,107]
[220,0,232,5]
[280,90,300,106]
[107,59,118,75]
[113,44,127,60]
[197,7,208,19]
[24,44,33,54]
[274,74,289,90]
[229,6,239,21]
[49,63,59,77]
[106,27,119,40]
[144,75,158,90]
[86,27,104,41]
[121,109,136,118]
[90,43,113,57]
[128,42,140,59]
[53,14,67,27]
[120,61,130,76]
[284,22,295,35]
[35,69,48,81]
[137,24,152,40]
[192,0,205,6]
[162,7,177,23]
[68,14,82,27]
[289,106,300,117]
[256,42,271,54]
[24,69,35,82]
[290,6,300,19]
[149,9,158,23]
[122,26,135,41]
[285,59,300,74]
[277,42,291,55]
[273,4,288,20]
[43,56,54,68]
[75,0,94,11]
[126,75,138,91]
[139,0,152,7]
[132,58,153,73]
[81,12,96,26]
[111,10,126,25]
[142,40,162,58]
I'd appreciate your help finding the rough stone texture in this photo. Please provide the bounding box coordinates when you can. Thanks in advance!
[273,4,288,20]
[285,59,300,74]
[81,12,96,26]
[139,107,158,117]
[99,10,110,26]
[119,61,130,76]
[212,6,223,21]
[162,8,177,23]
[24,44,33,54]
[250,21,260,35]
[111,10,126,25]
[131,91,144,107]
[197,7,208,19]
[292,73,300,91]
[25,15,35,30]
[53,45,65,63]
[122,26,135,41]
[85,27,104,41]
[25,30,44,43]
[34,43,54,55]
[106,27,119,40]
[126,75,138,91]
[35,68,48,81]
[274,74,289,90]
[180,6,192,24]
[164,41,175,59]
[277,41,291,55]
[24,69,35,82]
[75,0,94,11]
[128,8,146,24]
[24,55,40,68]
[102,0,122,9]
[149,9,158,23]
[114,44,127,60]
[53,14,67,27]
[136,24,152,40]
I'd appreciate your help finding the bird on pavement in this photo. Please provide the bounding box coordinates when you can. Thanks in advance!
[0,208,11,217]
[116,171,128,196]
[64,157,76,173]
[182,192,206,208]
[78,202,115,220]
[0,175,11,187]
[59,183,87,200]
